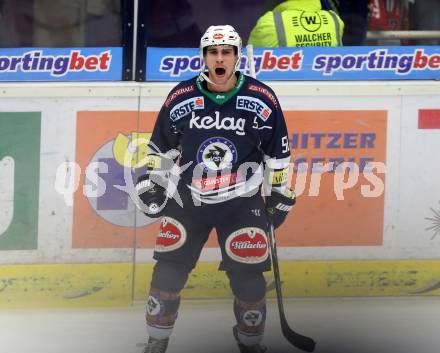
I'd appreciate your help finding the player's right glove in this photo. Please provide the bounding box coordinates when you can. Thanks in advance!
[265,188,296,229]
[136,174,168,218]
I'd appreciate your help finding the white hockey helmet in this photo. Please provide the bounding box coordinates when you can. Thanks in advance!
[200,25,242,58]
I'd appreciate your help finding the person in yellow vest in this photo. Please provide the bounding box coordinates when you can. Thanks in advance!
[248,0,344,47]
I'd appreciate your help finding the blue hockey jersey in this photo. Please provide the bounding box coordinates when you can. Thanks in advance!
[147,72,291,204]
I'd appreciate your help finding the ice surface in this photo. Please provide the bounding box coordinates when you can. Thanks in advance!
[1,297,439,353]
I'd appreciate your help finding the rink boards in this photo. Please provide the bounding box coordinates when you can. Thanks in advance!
[0,82,439,307]
[1,260,440,308]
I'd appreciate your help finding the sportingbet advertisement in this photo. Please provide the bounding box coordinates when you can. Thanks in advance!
[0,47,122,81]
[146,46,440,81]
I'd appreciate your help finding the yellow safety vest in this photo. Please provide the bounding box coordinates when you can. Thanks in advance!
[249,9,344,47]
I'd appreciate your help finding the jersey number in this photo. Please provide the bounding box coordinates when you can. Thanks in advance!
[281,135,289,153]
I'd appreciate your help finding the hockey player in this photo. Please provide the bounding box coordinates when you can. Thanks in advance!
[136,25,296,353]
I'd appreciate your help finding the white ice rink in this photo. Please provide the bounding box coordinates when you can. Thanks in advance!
[1,297,439,353]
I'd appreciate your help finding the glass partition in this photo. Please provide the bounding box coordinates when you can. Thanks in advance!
[0,0,133,80]
[0,0,438,81]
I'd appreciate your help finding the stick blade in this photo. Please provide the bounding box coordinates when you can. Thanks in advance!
[282,324,316,352]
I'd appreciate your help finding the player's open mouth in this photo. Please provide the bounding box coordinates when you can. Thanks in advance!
[215,68,226,76]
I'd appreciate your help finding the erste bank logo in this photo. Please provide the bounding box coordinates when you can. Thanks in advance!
[170,96,204,121]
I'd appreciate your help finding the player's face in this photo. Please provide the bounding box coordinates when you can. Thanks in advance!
[204,45,238,87]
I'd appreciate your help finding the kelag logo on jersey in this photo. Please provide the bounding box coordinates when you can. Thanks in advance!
[190,111,245,135]
[170,96,204,121]
[236,96,272,121]
[197,137,238,172]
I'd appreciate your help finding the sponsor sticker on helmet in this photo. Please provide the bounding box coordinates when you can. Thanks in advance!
[225,227,268,264]
[236,96,272,121]
[155,217,187,252]
[169,96,204,121]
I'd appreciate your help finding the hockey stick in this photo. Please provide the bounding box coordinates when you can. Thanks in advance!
[247,42,316,351]
[267,223,317,352]
[246,44,256,78]
[246,44,257,78]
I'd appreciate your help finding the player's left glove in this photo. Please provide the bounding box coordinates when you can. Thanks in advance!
[266,188,296,229]
[136,173,168,218]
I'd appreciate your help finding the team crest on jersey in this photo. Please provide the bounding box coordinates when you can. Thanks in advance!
[197,137,238,172]
[236,96,272,121]
[155,217,187,252]
[225,227,269,264]
[169,96,204,121]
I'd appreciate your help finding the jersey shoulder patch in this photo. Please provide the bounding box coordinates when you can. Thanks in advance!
[246,81,279,109]
[164,80,197,108]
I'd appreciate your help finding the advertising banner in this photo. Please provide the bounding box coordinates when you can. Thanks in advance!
[280,110,388,246]
[72,108,387,249]
[146,46,440,81]
[0,47,122,81]
[0,112,41,250]
[72,111,159,248]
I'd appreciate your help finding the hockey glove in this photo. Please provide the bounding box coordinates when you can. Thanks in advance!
[136,174,168,218]
[266,188,296,229]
